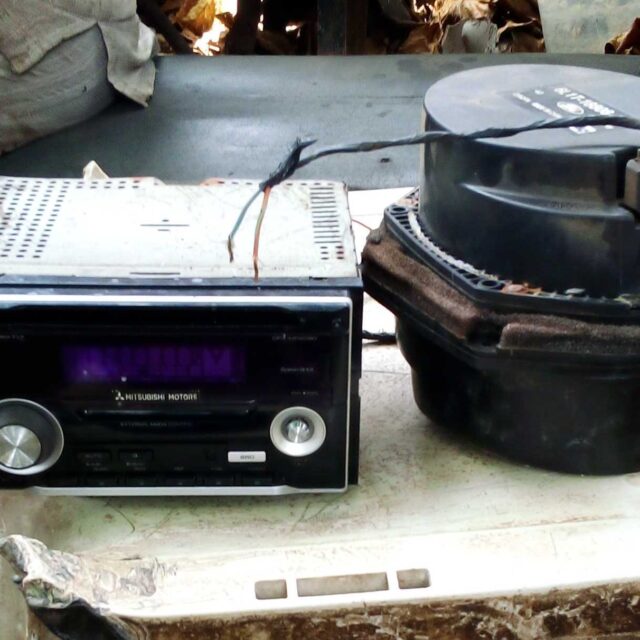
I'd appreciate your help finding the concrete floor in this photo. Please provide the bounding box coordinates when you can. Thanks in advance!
[2,190,640,638]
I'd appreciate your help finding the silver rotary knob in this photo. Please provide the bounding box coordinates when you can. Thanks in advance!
[0,399,64,476]
[0,425,42,469]
[270,407,326,457]
[284,418,314,444]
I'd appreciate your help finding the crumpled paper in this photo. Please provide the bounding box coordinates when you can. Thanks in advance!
[0,535,171,640]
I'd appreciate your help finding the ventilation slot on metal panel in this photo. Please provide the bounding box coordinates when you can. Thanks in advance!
[0,178,144,261]
[81,179,144,191]
[253,568,430,601]
[309,184,346,262]
[0,178,67,261]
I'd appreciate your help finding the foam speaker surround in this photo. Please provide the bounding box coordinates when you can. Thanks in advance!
[363,64,640,474]
[363,222,640,475]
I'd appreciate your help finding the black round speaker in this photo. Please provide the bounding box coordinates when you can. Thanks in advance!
[419,64,640,299]
[363,64,640,475]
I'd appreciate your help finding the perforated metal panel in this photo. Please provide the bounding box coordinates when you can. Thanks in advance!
[309,183,347,263]
[0,178,358,279]
[0,178,148,262]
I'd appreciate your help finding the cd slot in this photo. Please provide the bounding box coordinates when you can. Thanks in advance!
[67,413,264,440]
[80,403,255,419]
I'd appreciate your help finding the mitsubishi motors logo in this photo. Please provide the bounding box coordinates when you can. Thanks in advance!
[112,389,200,402]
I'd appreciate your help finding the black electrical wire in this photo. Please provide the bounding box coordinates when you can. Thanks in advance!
[259,114,640,191]
[228,113,640,269]
[362,330,397,344]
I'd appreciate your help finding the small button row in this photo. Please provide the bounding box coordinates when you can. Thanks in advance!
[76,449,267,470]
[76,450,153,469]
[46,473,277,488]
[77,451,111,466]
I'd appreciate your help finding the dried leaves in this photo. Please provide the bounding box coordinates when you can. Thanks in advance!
[494,0,544,51]
[399,0,544,53]
[606,17,640,55]
[398,20,442,53]
[432,0,496,22]
[160,0,234,55]
[156,0,545,56]
[174,0,218,34]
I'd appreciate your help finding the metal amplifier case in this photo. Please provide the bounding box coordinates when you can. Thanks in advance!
[0,177,362,495]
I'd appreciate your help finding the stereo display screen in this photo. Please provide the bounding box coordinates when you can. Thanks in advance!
[62,344,246,385]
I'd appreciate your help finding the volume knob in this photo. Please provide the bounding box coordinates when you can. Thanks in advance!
[0,399,64,476]
[284,418,314,444]
[0,425,42,469]
[270,407,326,457]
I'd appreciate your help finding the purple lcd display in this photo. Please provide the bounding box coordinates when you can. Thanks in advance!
[62,345,246,385]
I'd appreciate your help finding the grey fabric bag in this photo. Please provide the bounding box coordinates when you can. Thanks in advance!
[0,0,157,155]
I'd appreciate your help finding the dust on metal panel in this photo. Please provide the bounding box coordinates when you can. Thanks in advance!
[0,177,357,279]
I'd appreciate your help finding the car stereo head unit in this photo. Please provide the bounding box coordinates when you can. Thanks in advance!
[0,177,362,495]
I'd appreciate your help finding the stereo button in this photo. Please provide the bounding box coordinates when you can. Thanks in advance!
[120,450,153,469]
[228,451,266,464]
[77,451,112,468]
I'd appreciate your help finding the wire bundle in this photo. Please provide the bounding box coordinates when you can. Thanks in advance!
[227,114,640,278]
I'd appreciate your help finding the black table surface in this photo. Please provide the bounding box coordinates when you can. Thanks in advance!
[1,54,638,189]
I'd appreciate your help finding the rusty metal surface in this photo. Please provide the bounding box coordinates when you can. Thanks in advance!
[136,584,640,640]
[5,532,640,640]
[15,584,640,639]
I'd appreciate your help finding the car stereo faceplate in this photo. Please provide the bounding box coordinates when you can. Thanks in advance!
[0,178,362,495]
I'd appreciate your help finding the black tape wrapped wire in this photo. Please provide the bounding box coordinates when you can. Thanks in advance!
[362,330,397,344]
[226,139,316,261]
[227,114,640,268]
